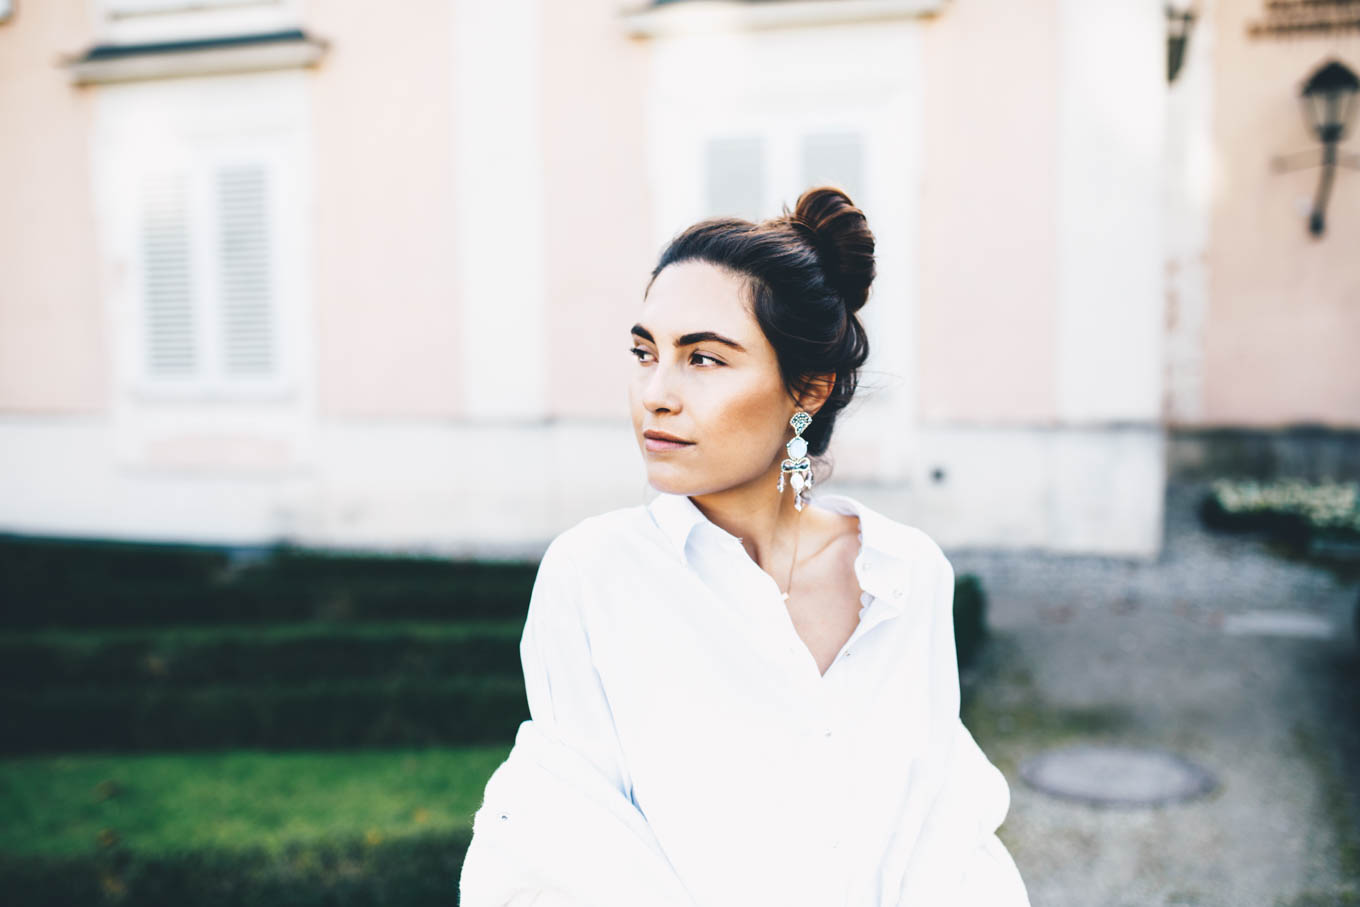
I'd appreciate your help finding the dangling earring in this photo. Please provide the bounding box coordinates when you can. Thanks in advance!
[777,410,814,511]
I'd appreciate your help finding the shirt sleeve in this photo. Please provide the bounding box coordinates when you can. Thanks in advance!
[897,549,1031,905]
[957,829,1032,905]
[461,534,691,907]
[518,534,635,802]
[946,717,1031,905]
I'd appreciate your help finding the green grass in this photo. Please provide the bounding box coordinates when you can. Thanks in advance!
[0,744,512,859]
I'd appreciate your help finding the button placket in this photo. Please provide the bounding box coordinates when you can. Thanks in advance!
[817,722,851,876]
[721,542,809,673]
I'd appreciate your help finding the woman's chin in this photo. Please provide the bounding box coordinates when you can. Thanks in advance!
[644,465,703,496]
[645,472,687,495]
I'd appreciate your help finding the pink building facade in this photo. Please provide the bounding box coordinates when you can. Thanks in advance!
[0,0,1356,557]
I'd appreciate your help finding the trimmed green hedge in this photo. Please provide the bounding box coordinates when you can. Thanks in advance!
[0,676,528,755]
[0,621,523,690]
[0,535,537,629]
[0,829,472,907]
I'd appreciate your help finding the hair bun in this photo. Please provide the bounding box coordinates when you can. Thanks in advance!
[789,185,876,314]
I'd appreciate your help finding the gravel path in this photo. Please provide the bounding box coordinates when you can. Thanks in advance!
[948,480,1360,907]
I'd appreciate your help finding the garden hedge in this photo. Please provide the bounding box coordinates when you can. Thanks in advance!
[1,676,528,755]
[0,535,537,629]
[0,622,523,690]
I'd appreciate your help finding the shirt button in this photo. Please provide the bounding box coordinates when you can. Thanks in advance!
[823,729,833,738]
[892,586,905,598]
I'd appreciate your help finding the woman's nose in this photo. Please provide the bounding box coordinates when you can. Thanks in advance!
[641,360,681,413]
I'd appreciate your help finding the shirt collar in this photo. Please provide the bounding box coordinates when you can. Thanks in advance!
[645,490,912,613]
[646,490,728,566]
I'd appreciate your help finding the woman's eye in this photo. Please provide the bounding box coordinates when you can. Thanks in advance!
[628,346,722,367]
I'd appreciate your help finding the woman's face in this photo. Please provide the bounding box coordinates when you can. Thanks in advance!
[628,261,794,496]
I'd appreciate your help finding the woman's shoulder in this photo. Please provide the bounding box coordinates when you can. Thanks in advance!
[815,491,949,572]
[529,505,668,615]
[539,502,662,565]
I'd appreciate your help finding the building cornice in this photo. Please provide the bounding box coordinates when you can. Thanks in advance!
[618,0,947,38]
[63,29,327,85]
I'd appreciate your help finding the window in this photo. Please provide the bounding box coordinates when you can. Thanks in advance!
[705,135,766,220]
[699,127,866,221]
[800,130,865,205]
[136,155,281,390]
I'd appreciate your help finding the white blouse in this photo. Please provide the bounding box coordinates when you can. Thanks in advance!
[460,490,1030,907]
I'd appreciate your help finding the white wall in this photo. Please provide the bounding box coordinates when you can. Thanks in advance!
[452,0,550,420]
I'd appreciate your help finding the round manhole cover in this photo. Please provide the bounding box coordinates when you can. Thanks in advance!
[1018,743,1217,807]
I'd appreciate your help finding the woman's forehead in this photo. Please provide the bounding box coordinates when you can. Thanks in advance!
[641,262,756,334]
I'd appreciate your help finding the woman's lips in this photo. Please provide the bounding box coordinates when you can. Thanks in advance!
[644,436,695,452]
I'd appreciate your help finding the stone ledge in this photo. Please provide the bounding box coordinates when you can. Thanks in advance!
[63,28,327,85]
[618,0,947,38]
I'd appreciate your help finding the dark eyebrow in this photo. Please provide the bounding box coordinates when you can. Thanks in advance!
[630,323,747,354]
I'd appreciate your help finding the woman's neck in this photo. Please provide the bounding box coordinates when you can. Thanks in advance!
[688,460,806,569]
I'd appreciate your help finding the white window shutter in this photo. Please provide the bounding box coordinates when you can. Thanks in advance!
[800,130,865,204]
[215,162,275,378]
[704,135,765,221]
[139,169,197,378]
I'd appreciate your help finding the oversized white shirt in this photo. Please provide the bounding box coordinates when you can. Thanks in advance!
[460,490,1030,907]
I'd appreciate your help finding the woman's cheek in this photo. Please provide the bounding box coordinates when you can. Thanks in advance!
[715,388,778,446]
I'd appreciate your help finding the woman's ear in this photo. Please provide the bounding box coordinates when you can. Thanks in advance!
[794,373,836,417]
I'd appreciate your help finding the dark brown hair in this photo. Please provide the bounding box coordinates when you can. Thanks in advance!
[643,185,876,459]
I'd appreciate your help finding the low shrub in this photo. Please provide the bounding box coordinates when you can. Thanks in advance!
[954,573,988,670]
[1200,478,1360,548]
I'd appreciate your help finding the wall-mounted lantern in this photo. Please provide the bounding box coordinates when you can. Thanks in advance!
[1298,59,1358,236]
[1166,1,1198,84]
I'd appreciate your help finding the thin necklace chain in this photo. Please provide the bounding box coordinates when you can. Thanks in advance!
[781,508,802,603]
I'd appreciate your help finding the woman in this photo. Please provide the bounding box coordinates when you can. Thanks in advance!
[459,187,1030,907]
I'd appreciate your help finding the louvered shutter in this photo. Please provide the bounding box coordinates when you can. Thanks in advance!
[800,130,865,205]
[215,163,275,378]
[704,135,765,221]
[139,169,197,378]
